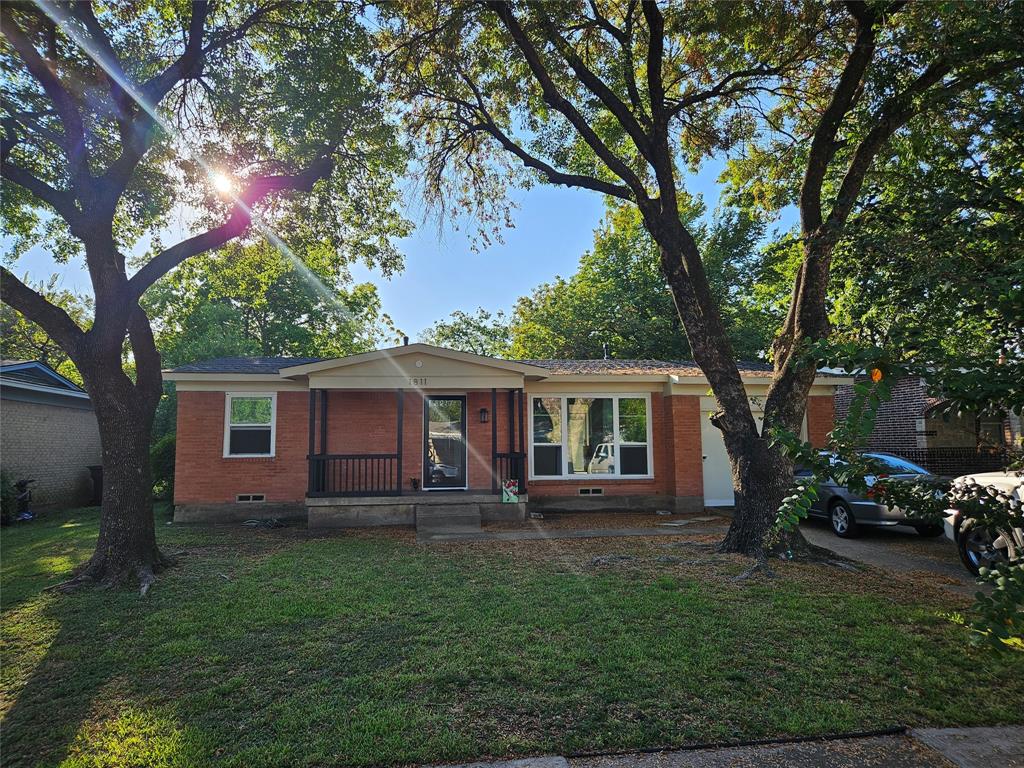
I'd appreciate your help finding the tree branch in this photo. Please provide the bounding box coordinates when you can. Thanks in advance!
[586,0,647,122]
[139,0,211,106]
[0,158,81,225]
[127,156,334,299]
[483,0,649,199]
[1,4,88,181]
[68,1,133,125]
[666,62,792,118]
[449,65,635,200]
[533,13,653,162]
[475,117,634,199]
[826,55,1024,232]
[799,5,880,234]
[104,2,289,198]
[641,1,665,117]
[0,268,86,356]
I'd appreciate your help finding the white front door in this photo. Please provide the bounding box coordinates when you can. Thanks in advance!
[700,410,764,507]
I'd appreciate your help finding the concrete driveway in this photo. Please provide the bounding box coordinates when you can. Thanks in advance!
[432,726,1024,768]
[798,518,977,594]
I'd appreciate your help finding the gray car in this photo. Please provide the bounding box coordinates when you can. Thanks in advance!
[797,452,946,538]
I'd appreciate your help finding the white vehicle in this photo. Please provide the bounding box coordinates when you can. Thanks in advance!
[943,471,1023,576]
[587,443,615,474]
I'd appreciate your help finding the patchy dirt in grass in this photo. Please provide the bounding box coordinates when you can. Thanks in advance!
[261,516,969,610]
[484,511,730,532]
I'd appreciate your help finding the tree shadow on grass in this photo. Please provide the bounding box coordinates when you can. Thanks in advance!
[0,510,210,767]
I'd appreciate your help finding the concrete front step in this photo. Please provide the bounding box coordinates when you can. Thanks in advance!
[416,503,482,533]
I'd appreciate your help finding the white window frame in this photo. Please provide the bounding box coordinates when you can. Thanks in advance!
[223,392,277,458]
[528,393,653,480]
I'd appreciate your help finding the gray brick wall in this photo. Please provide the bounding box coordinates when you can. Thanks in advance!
[1,398,102,508]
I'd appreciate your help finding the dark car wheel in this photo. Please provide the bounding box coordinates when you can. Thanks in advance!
[915,524,944,538]
[830,500,859,538]
[957,520,1008,577]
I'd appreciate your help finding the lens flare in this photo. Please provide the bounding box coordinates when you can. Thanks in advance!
[211,172,234,195]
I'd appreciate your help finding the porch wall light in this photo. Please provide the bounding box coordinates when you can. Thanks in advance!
[479,408,489,424]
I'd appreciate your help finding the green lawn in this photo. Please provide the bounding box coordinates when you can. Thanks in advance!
[2,507,1022,767]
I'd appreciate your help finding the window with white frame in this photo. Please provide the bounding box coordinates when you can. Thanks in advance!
[224,393,276,457]
[530,394,651,478]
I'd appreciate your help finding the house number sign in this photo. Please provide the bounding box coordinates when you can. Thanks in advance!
[409,377,428,386]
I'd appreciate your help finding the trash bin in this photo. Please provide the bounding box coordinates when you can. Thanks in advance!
[87,465,103,505]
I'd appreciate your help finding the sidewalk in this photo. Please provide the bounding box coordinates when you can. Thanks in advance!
[418,525,721,543]
[429,727,1024,768]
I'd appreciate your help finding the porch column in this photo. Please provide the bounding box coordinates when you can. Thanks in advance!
[396,388,404,496]
[508,389,515,454]
[517,388,525,454]
[307,388,317,495]
[491,387,498,494]
[320,389,328,454]
[518,388,526,491]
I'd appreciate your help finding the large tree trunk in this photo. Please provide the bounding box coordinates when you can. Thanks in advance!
[73,358,169,590]
[646,215,815,559]
[719,435,796,556]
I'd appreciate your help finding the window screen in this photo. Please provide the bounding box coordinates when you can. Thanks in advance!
[226,395,274,456]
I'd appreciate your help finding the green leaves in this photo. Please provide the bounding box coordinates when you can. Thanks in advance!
[421,309,512,357]
[147,240,392,367]
[773,338,1023,651]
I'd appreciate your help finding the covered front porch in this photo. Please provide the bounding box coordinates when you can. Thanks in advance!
[304,387,528,500]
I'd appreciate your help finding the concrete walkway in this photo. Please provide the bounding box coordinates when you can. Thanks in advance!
[429,726,1024,768]
[417,526,720,543]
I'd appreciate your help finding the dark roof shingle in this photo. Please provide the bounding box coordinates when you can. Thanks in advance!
[169,355,775,377]
[520,359,774,377]
[169,356,324,374]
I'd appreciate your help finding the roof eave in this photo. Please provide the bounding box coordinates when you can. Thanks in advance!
[162,372,295,382]
[279,343,551,378]
[0,378,91,399]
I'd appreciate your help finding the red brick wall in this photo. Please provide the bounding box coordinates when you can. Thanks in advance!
[806,395,836,449]
[467,390,517,490]
[174,390,308,503]
[174,388,724,504]
[666,395,703,497]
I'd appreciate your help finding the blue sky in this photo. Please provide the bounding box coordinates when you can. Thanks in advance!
[9,157,769,341]
[355,184,606,338]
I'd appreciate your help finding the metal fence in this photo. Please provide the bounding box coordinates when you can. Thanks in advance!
[895,447,1008,477]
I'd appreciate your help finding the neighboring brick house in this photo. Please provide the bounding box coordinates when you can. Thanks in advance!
[834,374,1017,475]
[165,343,844,526]
[0,360,102,508]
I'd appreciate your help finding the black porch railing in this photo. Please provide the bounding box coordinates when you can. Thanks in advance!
[494,451,527,494]
[308,454,401,497]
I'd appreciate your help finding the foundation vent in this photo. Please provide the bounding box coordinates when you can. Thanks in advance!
[236,493,266,503]
[577,488,604,496]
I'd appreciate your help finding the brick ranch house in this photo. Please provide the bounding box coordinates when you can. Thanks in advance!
[166,343,844,528]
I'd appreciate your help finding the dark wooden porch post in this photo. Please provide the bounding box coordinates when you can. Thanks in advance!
[396,388,404,496]
[320,389,328,454]
[508,389,515,454]
[517,388,525,454]
[491,387,498,494]
[307,388,317,495]
[518,388,526,491]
